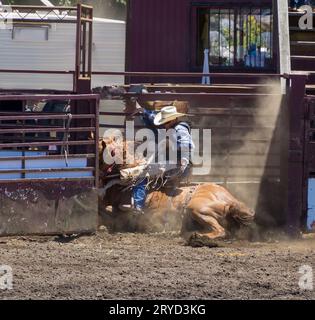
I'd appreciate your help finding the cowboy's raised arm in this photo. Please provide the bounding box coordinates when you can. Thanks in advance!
[142,109,157,126]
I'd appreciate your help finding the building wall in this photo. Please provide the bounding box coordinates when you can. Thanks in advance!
[126,0,189,73]
[0,18,125,91]
[126,0,273,74]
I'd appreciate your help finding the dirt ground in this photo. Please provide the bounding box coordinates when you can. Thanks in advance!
[0,231,314,300]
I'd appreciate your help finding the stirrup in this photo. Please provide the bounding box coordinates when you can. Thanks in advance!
[118,204,133,212]
[132,207,145,215]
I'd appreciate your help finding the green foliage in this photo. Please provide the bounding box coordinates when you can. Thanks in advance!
[243,16,261,47]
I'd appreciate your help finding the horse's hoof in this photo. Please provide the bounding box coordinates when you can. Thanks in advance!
[187,233,219,248]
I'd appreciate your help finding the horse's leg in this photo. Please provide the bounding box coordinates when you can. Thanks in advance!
[191,208,226,240]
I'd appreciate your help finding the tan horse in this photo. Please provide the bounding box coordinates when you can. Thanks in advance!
[99,138,256,246]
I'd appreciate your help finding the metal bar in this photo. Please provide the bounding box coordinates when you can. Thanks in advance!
[11,19,77,24]
[0,112,95,116]
[82,22,87,77]
[229,8,232,66]
[88,17,93,79]
[0,89,72,94]
[0,140,95,148]
[100,109,277,120]
[259,7,262,67]
[0,154,95,161]
[276,0,291,93]
[249,7,252,66]
[269,7,273,65]
[124,93,281,99]
[234,8,237,65]
[0,127,95,134]
[75,3,82,92]
[91,71,284,78]
[80,18,93,23]
[0,177,94,184]
[0,69,286,78]
[0,94,98,101]
[94,98,99,188]
[9,5,77,10]
[99,124,279,131]
[0,69,74,74]
[208,8,211,60]
[218,8,221,66]
[99,111,280,119]
[0,167,94,174]
[80,4,93,10]
[285,74,308,237]
[0,115,95,120]
[21,101,26,179]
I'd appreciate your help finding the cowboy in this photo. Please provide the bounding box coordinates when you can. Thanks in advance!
[132,105,194,214]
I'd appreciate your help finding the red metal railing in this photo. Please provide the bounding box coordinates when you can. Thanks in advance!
[0,93,99,187]
[96,71,310,235]
[0,4,92,94]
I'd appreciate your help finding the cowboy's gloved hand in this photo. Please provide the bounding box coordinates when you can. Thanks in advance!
[180,158,189,172]
[135,101,144,113]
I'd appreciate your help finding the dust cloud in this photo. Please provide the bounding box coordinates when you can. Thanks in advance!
[225,80,284,227]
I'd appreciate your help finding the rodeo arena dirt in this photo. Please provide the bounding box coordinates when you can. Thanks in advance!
[0,1,314,303]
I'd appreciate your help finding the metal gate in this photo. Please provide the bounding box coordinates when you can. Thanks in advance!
[0,4,98,236]
[304,96,315,231]
[99,72,287,231]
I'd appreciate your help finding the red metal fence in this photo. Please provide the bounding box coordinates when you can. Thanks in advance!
[0,4,93,94]
[303,95,315,229]
[95,71,313,235]
[0,4,98,236]
[0,93,99,236]
[98,73,288,228]
[0,2,312,236]
[0,94,99,185]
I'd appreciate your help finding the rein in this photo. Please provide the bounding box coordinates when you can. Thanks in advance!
[184,184,199,208]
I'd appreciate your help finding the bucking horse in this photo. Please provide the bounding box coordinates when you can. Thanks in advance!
[98,86,257,247]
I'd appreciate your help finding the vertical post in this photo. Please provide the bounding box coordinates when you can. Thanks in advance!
[94,96,100,189]
[202,49,210,85]
[276,0,291,93]
[74,4,93,94]
[302,97,311,231]
[285,74,307,237]
[88,6,93,80]
[74,3,82,93]
[82,21,87,77]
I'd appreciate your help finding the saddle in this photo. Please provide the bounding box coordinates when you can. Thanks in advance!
[119,160,181,190]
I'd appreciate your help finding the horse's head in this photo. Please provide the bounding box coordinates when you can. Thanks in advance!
[99,134,124,177]
[230,202,255,226]
[99,134,145,181]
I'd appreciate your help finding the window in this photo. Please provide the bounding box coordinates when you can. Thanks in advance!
[196,6,274,70]
[12,25,49,41]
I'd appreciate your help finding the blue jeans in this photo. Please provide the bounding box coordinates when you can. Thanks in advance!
[132,165,192,209]
[133,179,148,209]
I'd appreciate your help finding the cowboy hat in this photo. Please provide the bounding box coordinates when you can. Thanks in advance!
[154,106,188,126]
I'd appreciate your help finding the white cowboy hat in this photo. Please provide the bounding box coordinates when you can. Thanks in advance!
[154,106,188,126]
